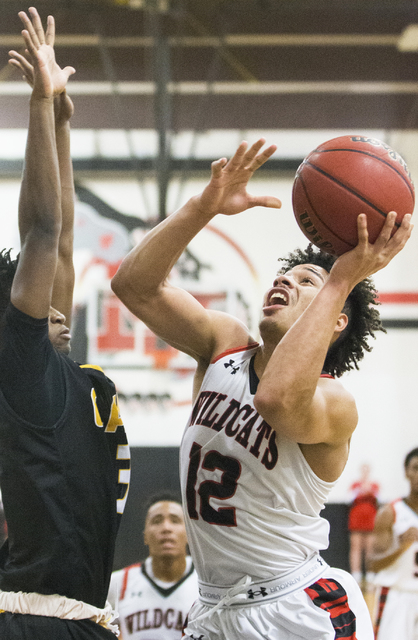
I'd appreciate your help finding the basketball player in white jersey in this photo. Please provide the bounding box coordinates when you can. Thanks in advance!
[108,496,198,639]
[370,448,418,640]
[111,140,412,640]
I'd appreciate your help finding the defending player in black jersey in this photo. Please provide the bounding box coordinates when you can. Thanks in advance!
[0,8,130,639]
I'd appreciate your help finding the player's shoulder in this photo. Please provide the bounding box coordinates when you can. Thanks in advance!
[112,562,142,579]
[210,312,256,360]
[317,374,357,412]
[375,501,397,529]
[79,363,106,378]
[110,562,142,590]
[79,363,116,388]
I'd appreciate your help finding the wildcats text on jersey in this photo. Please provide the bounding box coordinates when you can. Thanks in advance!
[125,607,185,634]
[189,390,278,471]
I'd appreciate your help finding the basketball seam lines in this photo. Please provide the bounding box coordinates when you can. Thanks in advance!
[297,172,356,251]
[304,160,402,225]
[316,147,414,199]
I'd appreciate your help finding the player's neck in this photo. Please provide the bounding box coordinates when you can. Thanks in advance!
[253,342,276,378]
[151,555,187,583]
[404,494,418,513]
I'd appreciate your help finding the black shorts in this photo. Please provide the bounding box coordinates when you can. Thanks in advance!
[0,612,116,639]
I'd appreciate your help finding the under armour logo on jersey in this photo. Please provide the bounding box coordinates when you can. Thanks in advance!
[224,359,240,374]
[190,635,205,640]
[247,587,268,599]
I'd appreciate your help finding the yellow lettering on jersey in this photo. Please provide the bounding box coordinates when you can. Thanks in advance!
[117,444,131,514]
[91,388,103,428]
[105,394,124,433]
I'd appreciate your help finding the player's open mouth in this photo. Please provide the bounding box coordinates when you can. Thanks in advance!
[268,291,288,306]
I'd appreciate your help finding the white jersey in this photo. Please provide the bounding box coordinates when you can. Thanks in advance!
[374,498,418,591]
[179,345,337,586]
[108,556,198,639]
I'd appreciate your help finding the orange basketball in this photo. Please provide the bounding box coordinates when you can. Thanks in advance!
[292,135,415,256]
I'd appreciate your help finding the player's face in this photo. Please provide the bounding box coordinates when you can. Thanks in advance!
[260,263,329,337]
[406,456,418,494]
[48,306,71,355]
[144,501,188,560]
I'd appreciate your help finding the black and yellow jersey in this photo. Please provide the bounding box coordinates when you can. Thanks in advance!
[0,304,130,609]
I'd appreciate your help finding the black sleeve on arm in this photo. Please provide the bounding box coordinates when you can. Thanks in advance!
[0,304,65,427]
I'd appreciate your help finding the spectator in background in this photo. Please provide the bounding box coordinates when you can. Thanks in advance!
[369,447,418,640]
[108,495,198,639]
[348,463,380,589]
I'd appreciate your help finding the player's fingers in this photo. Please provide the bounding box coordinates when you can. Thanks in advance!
[7,59,22,72]
[45,15,55,47]
[242,138,266,165]
[63,66,76,80]
[388,214,413,250]
[8,57,33,86]
[28,7,46,45]
[375,213,412,262]
[211,157,228,178]
[356,214,369,246]
[248,144,278,171]
[375,211,397,246]
[400,213,413,229]
[248,195,282,209]
[226,141,249,170]
[8,50,33,74]
[18,12,40,50]
[20,30,37,59]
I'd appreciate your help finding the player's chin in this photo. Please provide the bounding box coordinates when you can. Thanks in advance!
[54,340,71,356]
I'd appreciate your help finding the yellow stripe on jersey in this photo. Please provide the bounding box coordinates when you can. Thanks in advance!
[80,364,105,373]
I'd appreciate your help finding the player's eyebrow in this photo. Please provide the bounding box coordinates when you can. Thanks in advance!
[303,266,326,282]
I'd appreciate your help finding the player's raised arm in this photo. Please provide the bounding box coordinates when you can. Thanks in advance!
[111,139,281,363]
[8,8,75,320]
[51,90,75,327]
[254,211,413,448]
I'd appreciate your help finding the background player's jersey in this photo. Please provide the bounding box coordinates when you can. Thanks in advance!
[109,557,198,639]
[179,345,337,586]
[0,309,131,608]
[374,499,418,591]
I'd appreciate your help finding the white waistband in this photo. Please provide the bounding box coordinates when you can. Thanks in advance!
[198,553,329,608]
[0,590,119,635]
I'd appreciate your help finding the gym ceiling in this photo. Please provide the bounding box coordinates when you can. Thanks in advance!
[0,0,417,131]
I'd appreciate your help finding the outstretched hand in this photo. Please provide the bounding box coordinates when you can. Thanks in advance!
[8,7,75,100]
[330,210,413,288]
[8,43,74,124]
[196,139,282,217]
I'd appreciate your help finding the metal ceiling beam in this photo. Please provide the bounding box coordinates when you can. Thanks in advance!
[3,81,418,96]
[0,33,402,47]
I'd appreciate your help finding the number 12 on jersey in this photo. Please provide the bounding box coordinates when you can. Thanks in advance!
[186,441,242,527]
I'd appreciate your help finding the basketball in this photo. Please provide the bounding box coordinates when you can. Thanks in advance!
[292,135,415,256]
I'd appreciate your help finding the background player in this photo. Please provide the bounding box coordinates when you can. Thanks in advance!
[370,447,418,640]
[348,462,380,590]
[0,8,129,638]
[111,139,412,639]
[108,495,198,639]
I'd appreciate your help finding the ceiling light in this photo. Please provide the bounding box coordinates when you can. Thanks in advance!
[398,24,418,51]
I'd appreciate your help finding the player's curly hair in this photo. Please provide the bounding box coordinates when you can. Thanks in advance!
[0,249,19,321]
[277,244,385,378]
[404,447,418,469]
